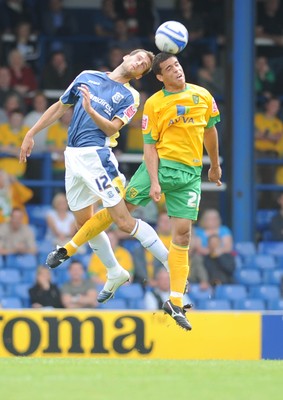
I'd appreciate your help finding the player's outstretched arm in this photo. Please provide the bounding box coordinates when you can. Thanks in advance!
[19,101,69,163]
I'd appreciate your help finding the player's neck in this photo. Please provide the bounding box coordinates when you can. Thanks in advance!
[107,69,129,84]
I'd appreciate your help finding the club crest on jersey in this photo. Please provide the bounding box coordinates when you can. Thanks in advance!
[107,191,115,198]
[192,95,199,104]
[112,92,124,104]
[177,105,190,116]
[128,187,138,198]
[142,115,148,130]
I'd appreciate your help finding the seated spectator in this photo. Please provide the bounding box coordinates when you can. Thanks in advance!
[108,18,142,53]
[0,0,37,34]
[23,91,49,153]
[204,234,235,286]
[144,267,191,310]
[194,208,233,256]
[269,192,283,240]
[88,228,134,285]
[189,227,210,290]
[0,169,33,224]
[29,266,63,308]
[0,66,20,108]
[46,107,72,178]
[197,51,225,98]
[7,48,37,103]
[0,108,29,178]
[255,96,283,207]
[255,55,276,100]
[0,207,37,255]
[40,51,74,90]
[45,192,76,246]
[61,260,97,308]
[94,0,117,38]
[0,91,25,124]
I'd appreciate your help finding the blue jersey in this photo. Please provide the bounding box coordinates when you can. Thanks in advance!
[60,70,140,148]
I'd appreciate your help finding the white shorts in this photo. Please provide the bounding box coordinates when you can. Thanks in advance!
[64,146,126,211]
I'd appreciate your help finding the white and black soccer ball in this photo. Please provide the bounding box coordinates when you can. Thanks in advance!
[155,21,189,54]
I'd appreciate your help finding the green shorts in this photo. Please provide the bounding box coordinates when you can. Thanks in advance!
[125,162,201,220]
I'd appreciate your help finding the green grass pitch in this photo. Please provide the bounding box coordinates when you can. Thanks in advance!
[0,358,282,400]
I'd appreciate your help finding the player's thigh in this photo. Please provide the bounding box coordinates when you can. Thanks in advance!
[163,170,201,220]
[125,162,152,207]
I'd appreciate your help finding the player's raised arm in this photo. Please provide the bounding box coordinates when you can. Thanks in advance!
[19,101,70,163]
[79,84,124,136]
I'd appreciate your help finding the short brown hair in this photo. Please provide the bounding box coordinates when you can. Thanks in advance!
[129,49,155,76]
[152,52,178,76]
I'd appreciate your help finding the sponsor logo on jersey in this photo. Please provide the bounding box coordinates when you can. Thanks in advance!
[168,116,194,126]
[88,80,100,85]
[192,95,199,104]
[89,93,113,116]
[212,98,218,113]
[177,105,190,116]
[112,92,124,104]
[142,115,148,130]
[124,105,137,119]
[128,187,138,198]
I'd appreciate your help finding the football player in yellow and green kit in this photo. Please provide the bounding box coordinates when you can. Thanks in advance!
[46,52,222,331]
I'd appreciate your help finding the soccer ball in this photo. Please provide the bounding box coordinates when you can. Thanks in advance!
[155,21,189,54]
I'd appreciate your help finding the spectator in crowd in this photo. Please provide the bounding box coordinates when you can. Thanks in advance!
[254,96,283,206]
[189,227,210,289]
[29,266,63,308]
[46,107,72,179]
[24,91,49,153]
[0,66,19,108]
[45,192,76,247]
[255,55,276,100]
[173,0,205,65]
[0,0,38,34]
[0,207,37,255]
[269,192,283,240]
[93,0,117,38]
[7,48,37,102]
[0,91,25,124]
[256,0,283,59]
[88,228,134,285]
[204,234,235,286]
[114,0,155,38]
[0,169,33,224]
[144,267,191,310]
[197,51,225,98]
[61,260,97,308]
[12,21,39,67]
[194,208,233,256]
[0,108,29,178]
[40,51,74,90]
[108,18,142,53]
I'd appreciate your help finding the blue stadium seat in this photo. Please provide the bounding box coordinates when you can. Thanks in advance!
[5,254,37,270]
[0,255,4,269]
[258,241,283,257]
[0,269,21,284]
[235,241,256,257]
[276,256,283,269]
[115,283,144,308]
[233,299,266,310]
[234,269,262,286]
[12,283,31,307]
[263,269,283,285]
[242,254,276,270]
[214,284,247,301]
[188,284,213,301]
[249,285,281,301]
[256,209,277,232]
[0,283,5,298]
[21,269,36,284]
[267,299,283,310]
[99,298,127,310]
[1,297,22,309]
[197,299,231,310]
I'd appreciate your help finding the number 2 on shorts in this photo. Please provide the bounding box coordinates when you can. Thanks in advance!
[187,191,200,209]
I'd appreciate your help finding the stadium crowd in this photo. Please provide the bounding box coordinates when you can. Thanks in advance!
[0,0,283,310]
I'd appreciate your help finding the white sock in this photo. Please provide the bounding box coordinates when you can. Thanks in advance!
[88,232,123,278]
[131,219,169,270]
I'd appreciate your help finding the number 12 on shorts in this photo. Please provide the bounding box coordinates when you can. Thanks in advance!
[95,175,111,191]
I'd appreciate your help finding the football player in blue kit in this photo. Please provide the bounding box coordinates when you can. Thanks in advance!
[20,49,170,303]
